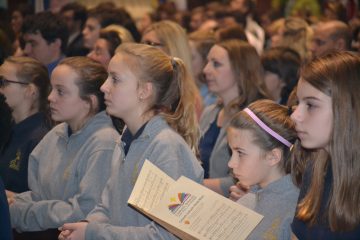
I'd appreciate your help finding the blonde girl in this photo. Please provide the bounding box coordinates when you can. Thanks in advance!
[59,43,203,240]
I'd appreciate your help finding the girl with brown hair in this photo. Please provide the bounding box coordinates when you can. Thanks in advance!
[228,99,298,239]
[9,57,119,239]
[290,51,360,239]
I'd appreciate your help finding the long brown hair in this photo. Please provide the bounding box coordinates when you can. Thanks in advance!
[217,39,269,114]
[116,43,199,154]
[296,51,360,231]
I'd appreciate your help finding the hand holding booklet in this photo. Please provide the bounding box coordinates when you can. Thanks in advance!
[128,160,263,240]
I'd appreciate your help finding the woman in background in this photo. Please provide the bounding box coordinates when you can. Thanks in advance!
[142,20,203,119]
[87,25,134,68]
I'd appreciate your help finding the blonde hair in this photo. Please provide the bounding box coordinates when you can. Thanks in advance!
[143,20,193,76]
[103,24,134,43]
[116,43,199,154]
[277,17,313,62]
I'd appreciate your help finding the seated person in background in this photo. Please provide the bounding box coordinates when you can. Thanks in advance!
[60,2,89,57]
[87,24,134,68]
[261,47,301,105]
[310,20,351,58]
[21,12,68,76]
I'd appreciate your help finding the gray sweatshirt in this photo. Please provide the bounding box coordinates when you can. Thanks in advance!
[237,174,299,240]
[10,111,119,232]
[85,116,204,240]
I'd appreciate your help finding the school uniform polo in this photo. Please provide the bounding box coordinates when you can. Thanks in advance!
[0,112,50,193]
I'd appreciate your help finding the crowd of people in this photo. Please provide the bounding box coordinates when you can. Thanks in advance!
[1,0,360,239]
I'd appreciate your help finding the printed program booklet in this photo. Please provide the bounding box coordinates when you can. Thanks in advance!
[128,160,263,240]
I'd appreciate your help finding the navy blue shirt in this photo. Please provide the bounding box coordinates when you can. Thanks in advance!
[291,160,360,239]
[121,123,148,156]
[199,116,221,178]
[0,112,51,192]
[0,178,12,240]
[47,56,65,76]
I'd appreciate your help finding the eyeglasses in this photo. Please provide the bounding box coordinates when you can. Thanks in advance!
[141,40,164,47]
[0,76,29,88]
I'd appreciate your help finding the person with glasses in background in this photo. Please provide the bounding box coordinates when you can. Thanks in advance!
[141,20,203,119]
[0,57,52,197]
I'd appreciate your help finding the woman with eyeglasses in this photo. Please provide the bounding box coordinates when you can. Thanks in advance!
[141,20,203,120]
[0,57,52,195]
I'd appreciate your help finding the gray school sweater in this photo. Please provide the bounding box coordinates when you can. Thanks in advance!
[10,111,119,232]
[237,174,299,240]
[85,116,204,240]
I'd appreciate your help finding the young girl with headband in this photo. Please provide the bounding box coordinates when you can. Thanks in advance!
[227,99,299,239]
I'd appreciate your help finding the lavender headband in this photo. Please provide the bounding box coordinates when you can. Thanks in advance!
[243,108,292,148]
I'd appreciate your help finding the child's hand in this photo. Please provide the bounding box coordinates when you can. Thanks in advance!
[6,190,15,205]
[229,182,249,201]
[58,222,88,240]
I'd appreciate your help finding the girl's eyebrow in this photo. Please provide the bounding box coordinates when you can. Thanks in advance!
[232,146,246,152]
[108,72,118,78]
[303,96,321,101]
[297,95,321,102]
[52,83,65,88]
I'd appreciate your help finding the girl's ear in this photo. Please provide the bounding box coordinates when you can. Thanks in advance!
[88,94,99,112]
[138,82,153,101]
[25,83,38,100]
[265,148,282,167]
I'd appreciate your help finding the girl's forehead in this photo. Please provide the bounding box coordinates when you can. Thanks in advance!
[109,54,127,70]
